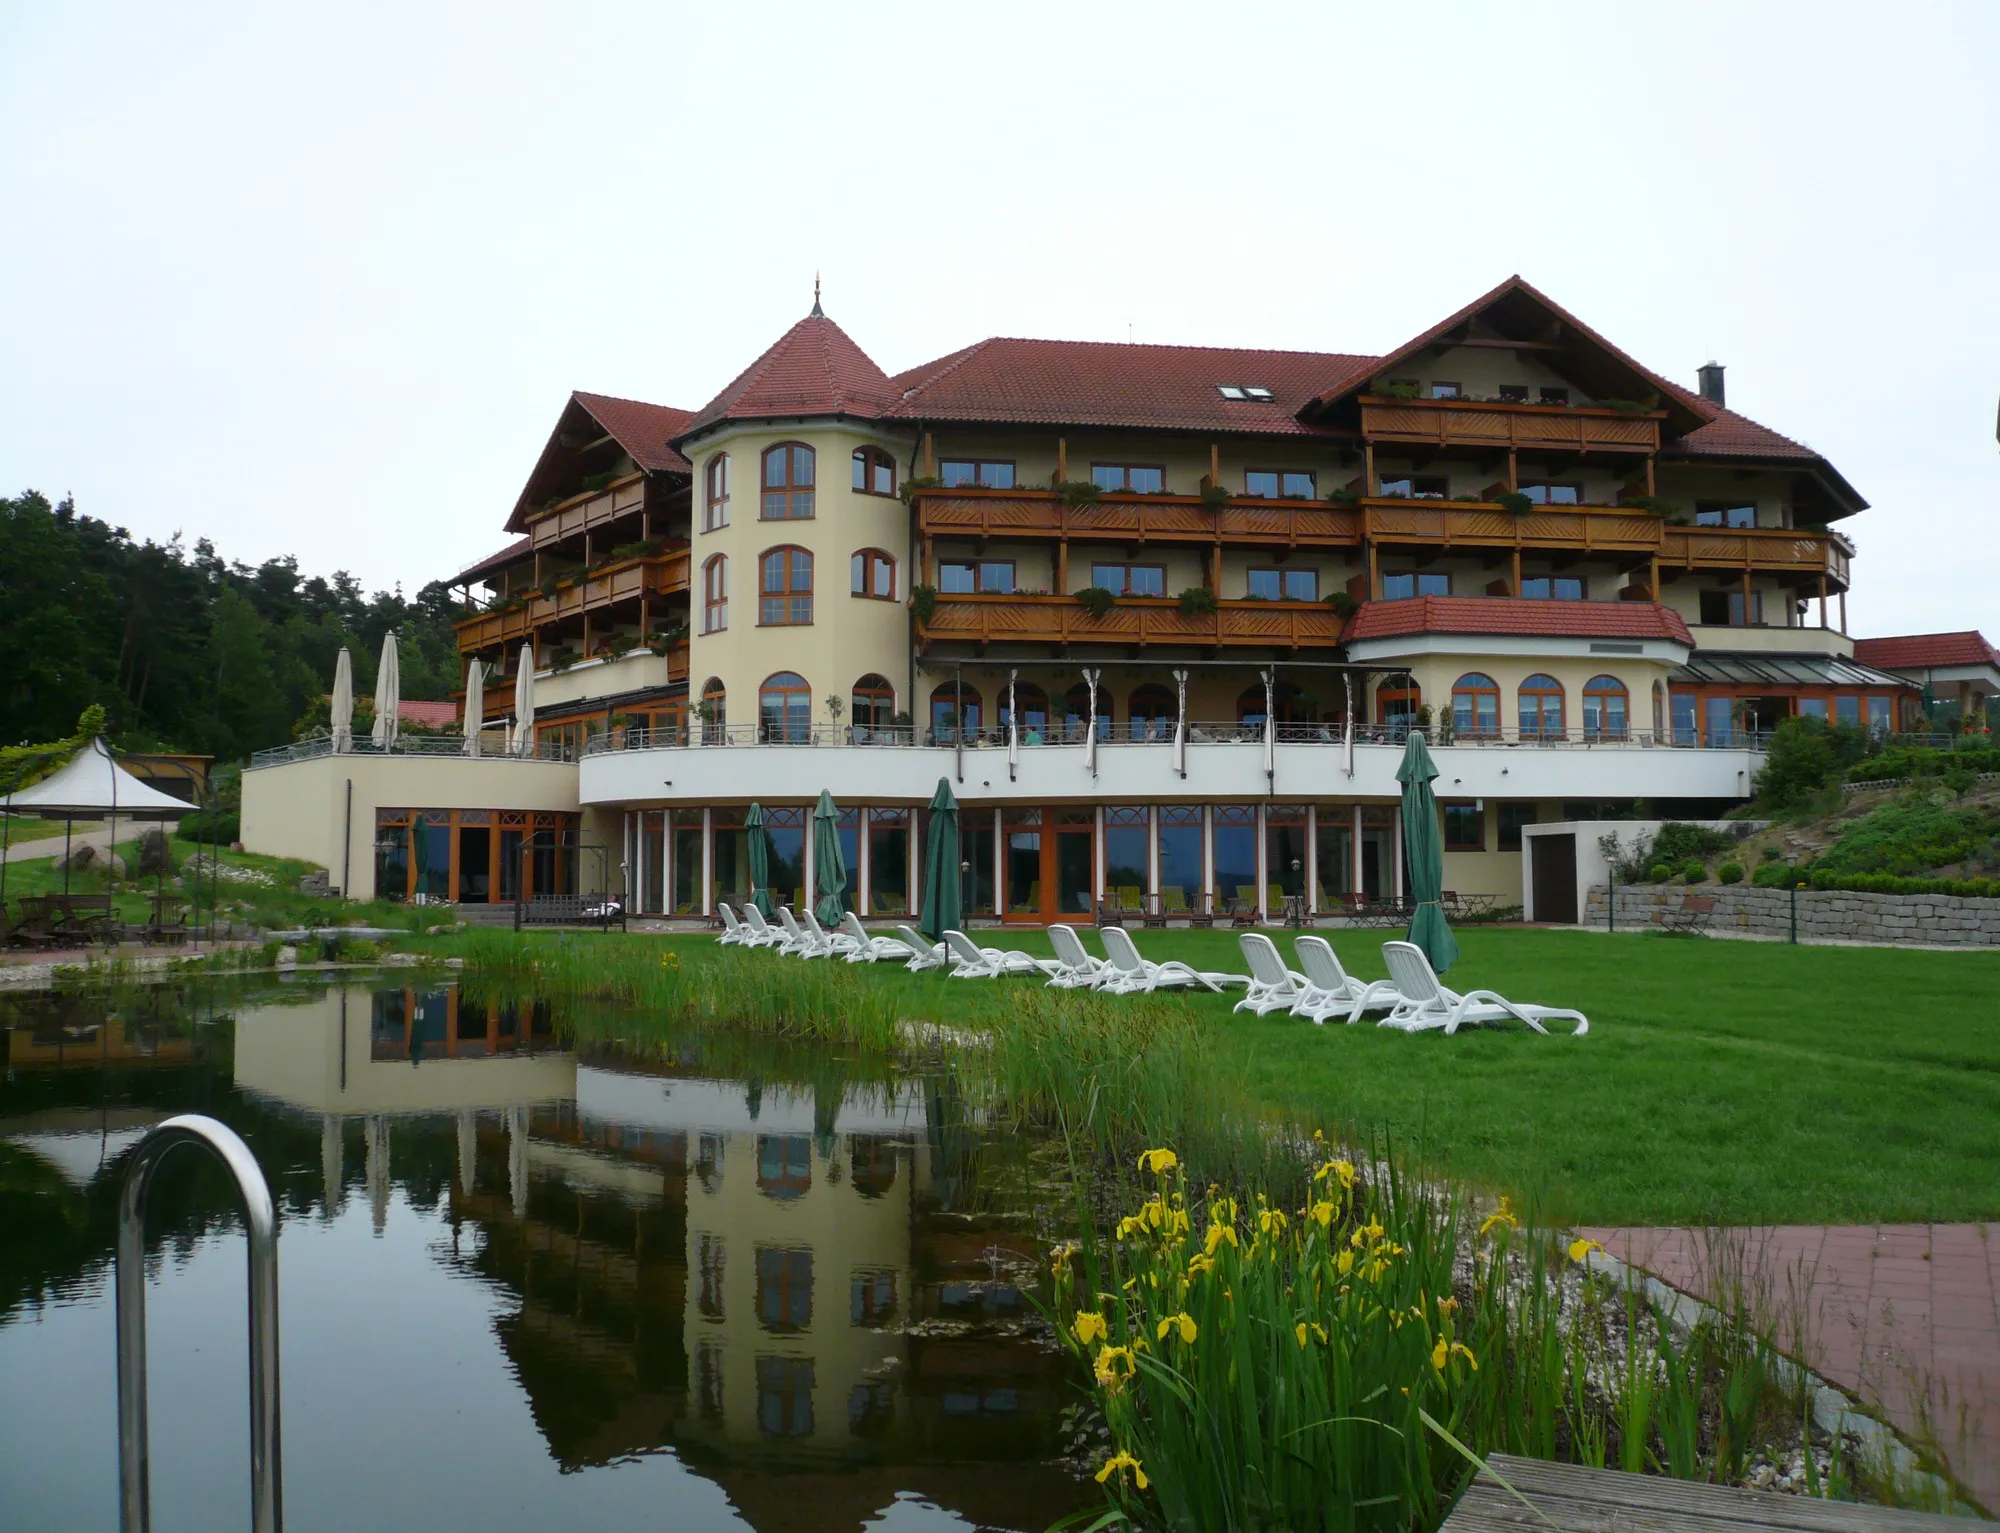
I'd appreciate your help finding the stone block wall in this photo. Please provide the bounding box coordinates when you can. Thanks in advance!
[1582,883,2000,947]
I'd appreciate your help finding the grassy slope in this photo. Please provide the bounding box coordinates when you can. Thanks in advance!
[624,924,2000,1228]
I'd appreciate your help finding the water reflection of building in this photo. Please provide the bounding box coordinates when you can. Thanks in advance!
[5,1012,199,1070]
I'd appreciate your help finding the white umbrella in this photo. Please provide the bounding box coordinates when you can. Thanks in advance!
[1006,668,1019,782]
[463,659,483,758]
[513,642,535,756]
[1172,668,1188,780]
[1262,667,1277,787]
[1082,666,1102,778]
[330,648,354,754]
[371,634,401,750]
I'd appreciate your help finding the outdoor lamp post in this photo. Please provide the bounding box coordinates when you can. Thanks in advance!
[960,859,970,917]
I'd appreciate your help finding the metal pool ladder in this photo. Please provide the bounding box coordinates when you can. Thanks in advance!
[117,1113,283,1533]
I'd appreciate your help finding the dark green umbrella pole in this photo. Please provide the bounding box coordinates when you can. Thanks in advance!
[812,790,848,926]
[918,778,961,941]
[1396,731,1459,975]
[745,802,773,917]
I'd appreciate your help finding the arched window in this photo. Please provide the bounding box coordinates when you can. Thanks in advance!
[1129,684,1177,741]
[930,681,981,744]
[1376,681,1421,735]
[1583,675,1629,740]
[851,675,896,733]
[761,443,815,520]
[704,453,730,532]
[1652,681,1666,741]
[1065,680,1112,741]
[1451,673,1500,738]
[851,446,896,497]
[758,547,812,625]
[701,554,728,633]
[1000,681,1049,738]
[1237,681,1317,729]
[699,678,727,740]
[760,672,812,743]
[850,548,896,600]
[1519,674,1566,739]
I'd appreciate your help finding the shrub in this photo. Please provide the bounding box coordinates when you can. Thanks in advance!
[1056,479,1103,508]
[1198,484,1231,510]
[1848,744,2000,784]
[1681,859,1707,883]
[1624,495,1681,517]
[1754,717,1868,812]
[1718,862,1744,884]
[1758,844,1781,862]
[1325,590,1359,619]
[909,584,938,626]
[1651,822,1734,865]
[1177,586,1218,618]
[1647,863,1672,883]
[180,809,240,846]
[1807,870,2000,898]
[1494,490,1535,515]
[1751,862,1794,888]
[1076,586,1118,620]
[1813,797,1994,877]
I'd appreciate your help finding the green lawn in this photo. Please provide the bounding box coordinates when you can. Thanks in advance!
[651,923,2000,1228]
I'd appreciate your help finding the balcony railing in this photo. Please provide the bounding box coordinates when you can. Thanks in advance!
[250,734,574,769]
[454,551,690,650]
[1661,526,1852,587]
[915,486,1364,549]
[527,475,648,550]
[919,594,1345,650]
[1362,498,1664,555]
[1359,397,1664,455]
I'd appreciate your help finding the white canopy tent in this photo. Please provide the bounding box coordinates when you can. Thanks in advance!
[3,739,195,906]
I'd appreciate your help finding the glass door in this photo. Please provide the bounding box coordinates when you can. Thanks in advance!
[1053,810,1095,919]
[1002,808,1042,921]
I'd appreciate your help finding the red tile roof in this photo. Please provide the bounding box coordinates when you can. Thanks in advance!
[454,535,530,584]
[396,700,460,729]
[679,313,899,439]
[1345,596,1694,646]
[884,338,1374,436]
[1852,632,2000,671]
[572,392,694,474]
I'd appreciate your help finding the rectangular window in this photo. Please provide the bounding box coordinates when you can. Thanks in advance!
[1157,806,1203,917]
[1497,803,1536,851]
[1798,697,1827,721]
[1699,590,1764,626]
[1498,383,1530,403]
[939,560,1013,594]
[939,459,1016,488]
[1520,576,1583,601]
[1103,806,1149,911]
[1246,568,1318,601]
[1379,475,1450,500]
[1382,572,1450,600]
[1429,381,1461,399]
[704,455,730,531]
[1212,805,1257,915]
[1695,503,1758,528]
[1244,470,1316,499]
[1091,463,1165,494]
[866,808,910,916]
[1520,483,1581,506]
[1835,695,1861,728]
[1671,691,1697,745]
[1704,695,1735,745]
[1866,696,1891,735]
[1089,563,1165,597]
[1443,803,1484,852]
[1538,387,1570,405]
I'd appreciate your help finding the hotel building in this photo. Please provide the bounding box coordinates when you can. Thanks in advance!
[242,276,1921,920]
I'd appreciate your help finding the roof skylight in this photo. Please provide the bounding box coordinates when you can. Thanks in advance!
[1216,385,1274,402]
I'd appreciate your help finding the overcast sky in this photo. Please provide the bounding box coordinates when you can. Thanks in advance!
[3,2,1995,637]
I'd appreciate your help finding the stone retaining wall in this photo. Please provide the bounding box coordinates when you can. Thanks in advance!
[1583,883,2000,946]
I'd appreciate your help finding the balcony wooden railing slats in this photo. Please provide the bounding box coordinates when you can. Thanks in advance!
[920,594,1344,650]
[454,550,690,650]
[1358,399,1664,454]
[527,476,648,550]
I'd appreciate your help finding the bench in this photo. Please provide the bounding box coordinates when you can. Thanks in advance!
[514,895,628,931]
[1442,1453,1961,1533]
[1662,892,1717,935]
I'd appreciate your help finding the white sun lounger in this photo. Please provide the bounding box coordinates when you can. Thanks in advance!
[1234,932,1309,1014]
[837,912,915,963]
[739,906,783,949]
[773,907,815,956]
[716,903,748,945]
[893,924,949,972]
[1291,935,1402,1025]
[1377,940,1589,1036]
[1099,925,1244,994]
[797,909,843,958]
[943,929,1059,979]
[1044,924,1110,989]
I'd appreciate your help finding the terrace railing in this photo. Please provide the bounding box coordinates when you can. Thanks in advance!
[250,734,574,769]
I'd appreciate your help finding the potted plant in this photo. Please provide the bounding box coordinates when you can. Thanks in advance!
[910,583,938,626]
[898,474,943,505]
[1076,586,1117,620]
[1328,486,1362,506]
[1372,380,1420,401]
[1325,590,1359,619]
[1623,495,1680,518]
[825,694,844,728]
[1177,586,1218,618]
[1495,491,1535,515]
[647,625,687,657]
[1056,479,1103,508]
[1198,483,1231,510]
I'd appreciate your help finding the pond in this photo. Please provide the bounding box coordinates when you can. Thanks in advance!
[0,977,1091,1532]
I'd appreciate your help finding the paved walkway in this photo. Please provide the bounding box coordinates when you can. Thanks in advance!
[1580,1224,1998,1510]
[2,824,118,863]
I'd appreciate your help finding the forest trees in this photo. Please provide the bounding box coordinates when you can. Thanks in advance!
[1,489,463,760]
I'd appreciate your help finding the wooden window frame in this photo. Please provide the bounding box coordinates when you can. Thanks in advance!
[1246,566,1319,602]
[1537,386,1571,405]
[1243,469,1317,500]
[939,458,1016,488]
[939,559,1015,595]
[1089,462,1167,494]
[1519,674,1567,739]
[704,452,731,532]
[851,675,896,729]
[1087,561,1166,597]
[701,554,728,632]
[1451,673,1501,738]
[758,545,813,626]
[1497,383,1530,403]
[851,446,897,498]
[1519,482,1583,506]
[700,678,727,735]
[930,682,982,740]
[1497,802,1537,851]
[1382,571,1450,601]
[1442,802,1485,852]
[1428,381,1462,400]
[850,547,896,601]
[1582,675,1630,740]
[760,442,816,520]
[1694,501,1758,529]
[1379,473,1450,500]
[759,672,812,742]
[1520,574,1584,602]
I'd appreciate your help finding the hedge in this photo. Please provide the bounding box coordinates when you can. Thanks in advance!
[1805,869,2000,899]
[1846,745,2000,784]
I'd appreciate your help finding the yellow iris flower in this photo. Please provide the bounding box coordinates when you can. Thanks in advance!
[1094,1344,1139,1392]
[1569,1237,1605,1263]
[1156,1312,1197,1345]
[1478,1197,1520,1238]
[1096,1451,1149,1490]
[1072,1311,1107,1346]
[1138,1148,1178,1175]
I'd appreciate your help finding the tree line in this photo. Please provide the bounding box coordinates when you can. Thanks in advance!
[1,489,463,760]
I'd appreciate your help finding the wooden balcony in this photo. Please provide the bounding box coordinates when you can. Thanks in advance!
[1662,526,1852,588]
[915,487,1363,549]
[459,644,688,720]
[453,550,690,651]
[1362,498,1663,555]
[527,474,648,550]
[1359,397,1663,455]
[918,594,1345,651]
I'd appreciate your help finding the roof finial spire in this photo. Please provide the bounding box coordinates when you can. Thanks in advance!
[811,271,823,318]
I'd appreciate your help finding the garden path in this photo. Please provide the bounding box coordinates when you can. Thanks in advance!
[1579,1223,1999,1511]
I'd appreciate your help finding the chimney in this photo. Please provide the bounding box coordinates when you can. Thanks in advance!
[1697,362,1726,406]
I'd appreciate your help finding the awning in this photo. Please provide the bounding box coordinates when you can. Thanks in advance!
[6,740,196,817]
[1670,652,1914,689]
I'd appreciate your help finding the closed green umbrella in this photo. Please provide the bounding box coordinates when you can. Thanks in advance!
[1396,731,1459,975]
[812,790,848,925]
[745,802,773,917]
[918,777,961,941]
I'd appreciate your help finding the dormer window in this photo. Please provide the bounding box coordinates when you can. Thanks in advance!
[1429,382,1462,400]
[1216,385,1274,402]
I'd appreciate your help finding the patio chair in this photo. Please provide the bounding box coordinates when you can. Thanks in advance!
[1376,940,1589,1036]
[11,896,63,948]
[1233,933,1308,1015]
[738,905,784,949]
[797,909,841,958]
[1099,925,1245,995]
[1160,887,1190,921]
[716,902,749,945]
[773,907,815,956]
[1661,893,1716,936]
[892,923,949,972]
[1044,924,1110,989]
[144,896,191,947]
[1291,936,1401,1025]
[1187,891,1218,930]
[942,929,1058,980]
[837,912,915,964]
